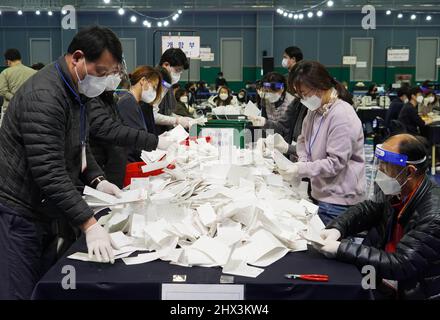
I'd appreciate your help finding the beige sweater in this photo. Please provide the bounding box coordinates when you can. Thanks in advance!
[0,63,37,109]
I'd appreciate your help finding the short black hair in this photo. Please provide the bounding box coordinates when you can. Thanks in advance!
[284,46,303,62]
[31,62,45,70]
[397,87,409,98]
[159,48,189,70]
[408,86,422,99]
[4,49,21,61]
[398,135,430,173]
[218,72,223,76]
[67,26,123,63]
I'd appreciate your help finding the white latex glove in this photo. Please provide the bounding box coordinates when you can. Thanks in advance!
[189,116,208,128]
[278,163,299,182]
[96,180,122,198]
[317,239,341,259]
[266,133,289,154]
[176,116,192,129]
[320,229,342,242]
[248,115,266,127]
[157,136,174,150]
[85,223,114,263]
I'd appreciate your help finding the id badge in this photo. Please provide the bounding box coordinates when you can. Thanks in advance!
[81,144,87,173]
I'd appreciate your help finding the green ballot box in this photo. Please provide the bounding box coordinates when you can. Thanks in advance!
[194,119,254,149]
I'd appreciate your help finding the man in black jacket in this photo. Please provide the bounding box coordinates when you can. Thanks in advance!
[0,26,124,299]
[88,90,159,188]
[316,134,440,299]
[398,87,432,135]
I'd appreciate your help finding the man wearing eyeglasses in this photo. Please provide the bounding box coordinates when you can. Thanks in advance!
[0,26,124,299]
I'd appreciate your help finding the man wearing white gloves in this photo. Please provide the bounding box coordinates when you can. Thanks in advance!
[313,134,440,300]
[0,27,124,299]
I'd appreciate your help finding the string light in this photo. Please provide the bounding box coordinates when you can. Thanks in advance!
[35,10,40,15]
[118,7,125,15]
[277,0,333,22]
[130,15,137,23]
[386,10,392,15]
[17,10,23,15]
[48,10,53,16]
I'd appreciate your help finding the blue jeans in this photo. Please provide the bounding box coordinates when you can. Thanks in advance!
[318,201,350,226]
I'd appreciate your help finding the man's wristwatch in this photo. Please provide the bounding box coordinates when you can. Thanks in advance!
[90,176,106,189]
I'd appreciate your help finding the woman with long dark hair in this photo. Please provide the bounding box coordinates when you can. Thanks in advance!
[280,61,365,225]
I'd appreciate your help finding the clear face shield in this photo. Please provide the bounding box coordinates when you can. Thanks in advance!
[152,79,172,110]
[368,144,426,202]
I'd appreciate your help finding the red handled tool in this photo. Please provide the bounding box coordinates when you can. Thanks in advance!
[284,274,329,282]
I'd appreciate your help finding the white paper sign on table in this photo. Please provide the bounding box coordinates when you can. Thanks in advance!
[162,284,244,300]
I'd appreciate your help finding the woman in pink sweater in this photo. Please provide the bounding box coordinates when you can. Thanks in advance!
[280,61,366,225]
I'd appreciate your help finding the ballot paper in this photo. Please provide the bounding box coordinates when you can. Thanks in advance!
[299,199,320,216]
[298,230,326,247]
[141,160,170,174]
[167,124,189,143]
[141,150,167,163]
[190,236,231,266]
[243,101,261,118]
[196,203,217,226]
[222,260,265,278]
[110,231,134,250]
[83,186,148,205]
[273,149,294,171]
[235,229,289,267]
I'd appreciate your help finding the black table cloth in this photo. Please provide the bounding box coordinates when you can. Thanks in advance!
[32,237,373,300]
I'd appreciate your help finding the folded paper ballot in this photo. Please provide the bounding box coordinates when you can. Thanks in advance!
[243,101,261,118]
[165,124,189,143]
[83,186,148,205]
[273,149,295,171]
[76,140,327,276]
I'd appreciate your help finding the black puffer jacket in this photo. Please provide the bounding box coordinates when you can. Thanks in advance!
[328,176,440,300]
[0,56,103,226]
[88,91,158,187]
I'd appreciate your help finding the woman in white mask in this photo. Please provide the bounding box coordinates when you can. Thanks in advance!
[398,87,432,135]
[278,61,366,225]
[174,88,194,117]
[208,86,238,107]
[117,65,171,162]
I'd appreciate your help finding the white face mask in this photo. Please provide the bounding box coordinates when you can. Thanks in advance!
[141,87,157,104]
[105,74,121,91]
[416,95,424,104]
[258,91,265,99]
[238,93,245,99]
[219,93,229,101]
[75,60,107,98]
[403,98,409,104]
[374,168,409,196]
[282,58,289,69]
[180,96,188,104]
[426,96,435,104]
[301,95,322,111]
[266,92,281,104]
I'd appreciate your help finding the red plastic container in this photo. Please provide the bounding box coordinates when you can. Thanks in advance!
[123,162,174,188]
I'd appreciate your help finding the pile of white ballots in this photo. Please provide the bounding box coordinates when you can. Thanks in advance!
[72,126,326,278]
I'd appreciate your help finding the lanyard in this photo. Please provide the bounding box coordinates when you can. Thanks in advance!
[307,112,325,158]
[55,62,86,147]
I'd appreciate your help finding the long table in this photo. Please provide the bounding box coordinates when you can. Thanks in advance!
[32,237,373,300]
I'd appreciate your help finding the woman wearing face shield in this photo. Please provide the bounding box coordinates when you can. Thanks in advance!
[278,61,366,225]
[315,134,440,300]
[252,72,308,158]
